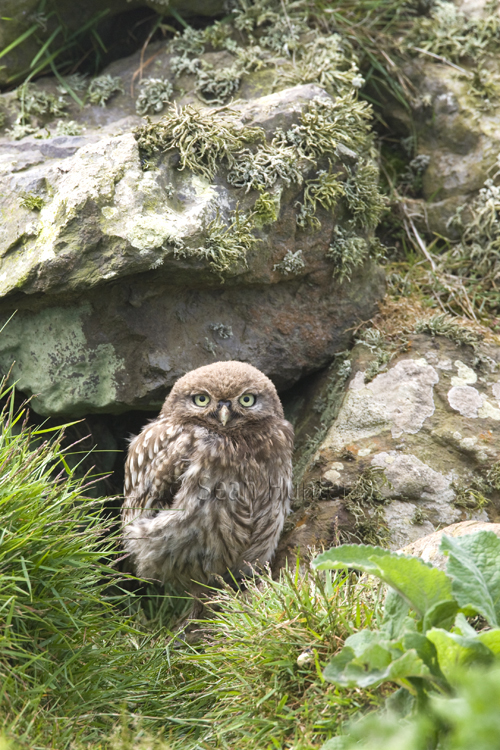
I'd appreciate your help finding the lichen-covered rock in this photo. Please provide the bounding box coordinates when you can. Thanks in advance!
[401,520,500,569]
[0,16,385,416]
[384,2,500,236]
[277,330,500,563]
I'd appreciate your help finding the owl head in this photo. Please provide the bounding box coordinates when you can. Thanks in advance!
[161,361,284,432]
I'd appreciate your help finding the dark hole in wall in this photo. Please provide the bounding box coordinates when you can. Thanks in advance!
[82,8,224,77]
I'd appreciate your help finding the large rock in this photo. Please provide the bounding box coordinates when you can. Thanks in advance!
[382,2,500,237]
[401,520,500,569]
[0,26,385,416]
[276,328,500,566]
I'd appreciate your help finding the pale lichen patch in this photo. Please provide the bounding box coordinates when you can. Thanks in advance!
[478,399,500,420]
[125,214,179,251]
[0,305,124,416]
[322,358,439,452]
[451,359,477,386]
[448,385,484,418]
[493,381,500,403]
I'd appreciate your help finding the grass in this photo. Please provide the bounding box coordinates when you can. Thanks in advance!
[159,569,384,750]
[0,384,185,748]
[0,380,387,748]
[1,8,111,91]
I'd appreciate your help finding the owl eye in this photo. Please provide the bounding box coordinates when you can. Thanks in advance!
[193,394,210,407]
[239,393,256,407]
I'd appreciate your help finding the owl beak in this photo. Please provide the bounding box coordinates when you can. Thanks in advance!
[218,403,231,426]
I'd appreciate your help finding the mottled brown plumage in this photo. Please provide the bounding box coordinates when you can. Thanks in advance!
[122,361,293,596]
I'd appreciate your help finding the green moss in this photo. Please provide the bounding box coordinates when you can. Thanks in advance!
[327,225,370,282]
[55,120,84,136]
[10,82,67,140]
[281,93,373,161]
[227,142,302,192]
[413,313,481,346]
[56,73,88,94]
[134,105,264,180]
[19,193,44,211]
[196,62,242,105]
[343,159,387,229]
[408,0,500,62]
[343,467,391,547]
[467,64,499,110]
[7,122,38,140]
[174,206,257,279]
[273,249,305,275]
[355,327,392,382]
[411,506,429,525]
[209,323,233,338]
[296,167,345,229]
[136,78,173,115]
[485,462,500,491]
[232,0,308,53]
[203,336,217,355]
[276,33,364,95]
[87,75,124,107]
[274,94,386,232]
[169,26,206,57]
[253,191,278,226]
[453,486,490,512]
[399,154,431,195]
[16,82,66,119]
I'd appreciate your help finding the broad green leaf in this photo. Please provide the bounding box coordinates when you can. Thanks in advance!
[427,628,494,683]
[313,544,455,618]
[344,629,381,656]
[402,632,444,681]
[441,532,500,627]
[422,599,458,632]
[381,589,410,639]
[323,644,430,689]
[313,543,394,576]
[453,612,477,637]
[477,629,500,656]
[375,556,454,619]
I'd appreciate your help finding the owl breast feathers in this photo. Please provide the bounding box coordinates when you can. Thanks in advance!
[122,361,294,591]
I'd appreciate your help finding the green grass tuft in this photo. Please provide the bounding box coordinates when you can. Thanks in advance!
[0,384,185,748]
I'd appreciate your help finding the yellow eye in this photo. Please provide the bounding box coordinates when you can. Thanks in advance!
[239,393,256,407]
[193,394,210,407]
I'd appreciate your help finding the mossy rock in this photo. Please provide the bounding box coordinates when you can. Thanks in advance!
[0,11,386,416]
[277,331,500,566]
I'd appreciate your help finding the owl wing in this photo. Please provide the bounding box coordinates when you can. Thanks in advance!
[122,417,192,526]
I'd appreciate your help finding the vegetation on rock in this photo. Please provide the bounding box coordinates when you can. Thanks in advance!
[2,0,500,748]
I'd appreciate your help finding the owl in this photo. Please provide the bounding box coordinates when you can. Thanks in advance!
[122,361,294,602]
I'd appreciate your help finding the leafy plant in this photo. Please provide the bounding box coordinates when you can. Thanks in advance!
[324,664,500,750]
[313,531,500,702]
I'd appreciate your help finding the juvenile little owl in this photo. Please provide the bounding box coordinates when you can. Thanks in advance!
[122,361,293,599]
